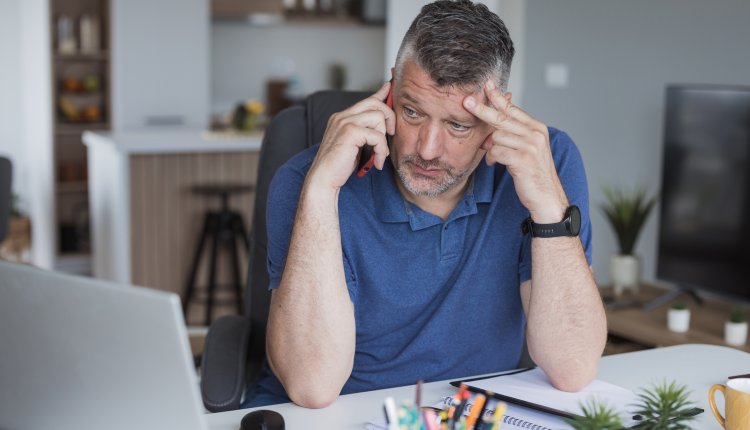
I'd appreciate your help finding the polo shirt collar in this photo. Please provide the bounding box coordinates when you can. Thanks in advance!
[372,156,495,230]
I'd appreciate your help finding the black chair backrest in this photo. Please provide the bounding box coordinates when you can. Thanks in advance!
[243,91,371,373]
[0,157,12,243]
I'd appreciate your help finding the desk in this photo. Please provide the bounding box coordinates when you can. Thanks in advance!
[206,344,747,429]
[604,284,750,353]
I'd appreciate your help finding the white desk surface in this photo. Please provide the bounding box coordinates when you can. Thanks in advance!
[206,344,746,430]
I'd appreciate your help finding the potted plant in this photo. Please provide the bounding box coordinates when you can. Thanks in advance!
[667,302,690,333]
[601,186,657,296]
[565,400,623,429]
[568,380,697,429]
[632,381,697,429]
[725,307,748,346]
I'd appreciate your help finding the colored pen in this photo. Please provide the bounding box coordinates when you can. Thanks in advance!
[490,402,507,430]
[465,394,486,430]
[416,379,423,409]
[477,391,494,427]
[384,396,399,430]
[423,408,439,430]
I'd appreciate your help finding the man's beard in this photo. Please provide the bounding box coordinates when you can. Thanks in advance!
[395,154,472,197]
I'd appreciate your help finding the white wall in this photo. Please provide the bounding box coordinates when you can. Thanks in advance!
[211,23,386,115]
[112,0,210,129]
[522,0,750,284]
[20,0,55,268]
[0,0,26,212]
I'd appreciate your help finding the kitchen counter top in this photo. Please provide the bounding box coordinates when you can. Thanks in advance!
[82,128,263,154]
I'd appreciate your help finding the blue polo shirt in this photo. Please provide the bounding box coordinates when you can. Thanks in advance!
[256,127,592,401]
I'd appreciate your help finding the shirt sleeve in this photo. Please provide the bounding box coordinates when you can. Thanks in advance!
[265,147,358,296]
[518,128,593,285]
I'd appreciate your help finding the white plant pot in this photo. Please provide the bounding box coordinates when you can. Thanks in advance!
[725,321,748,346]
[610,254,640,296]
[667,308,690,333]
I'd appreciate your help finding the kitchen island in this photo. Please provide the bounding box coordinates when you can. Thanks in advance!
[83,129,262,325]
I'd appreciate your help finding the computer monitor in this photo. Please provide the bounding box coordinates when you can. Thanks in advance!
[656,84,750,305]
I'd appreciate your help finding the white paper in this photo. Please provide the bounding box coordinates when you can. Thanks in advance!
[464,368,640,427]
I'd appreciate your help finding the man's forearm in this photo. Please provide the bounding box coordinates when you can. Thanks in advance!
[525,237,607,392]
[266,183,356,408]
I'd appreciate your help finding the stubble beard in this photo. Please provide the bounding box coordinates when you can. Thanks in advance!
[395,154,472,197]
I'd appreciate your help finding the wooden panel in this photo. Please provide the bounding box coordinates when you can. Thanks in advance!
[129,151,259,326]
[603,284,750,353]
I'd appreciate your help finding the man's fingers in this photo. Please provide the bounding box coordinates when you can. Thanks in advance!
[484,81,545,132]
[345,81,396,135]
[465,96,528,137]
[357,128,390,170]
[341,110,388,135]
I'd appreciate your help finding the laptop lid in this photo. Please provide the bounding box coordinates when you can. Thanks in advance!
[0,261,207,430]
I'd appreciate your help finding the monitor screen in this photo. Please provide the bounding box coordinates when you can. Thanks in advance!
[657,85,750,301]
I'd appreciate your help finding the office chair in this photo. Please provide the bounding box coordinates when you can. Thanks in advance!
[200,90,371,412]
[0,157,12,243]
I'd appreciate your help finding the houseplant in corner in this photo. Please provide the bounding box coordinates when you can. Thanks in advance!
[601,186,657,296]
[725,306,748,346]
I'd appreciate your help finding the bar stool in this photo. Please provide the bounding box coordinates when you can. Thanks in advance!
[183,183,253,325]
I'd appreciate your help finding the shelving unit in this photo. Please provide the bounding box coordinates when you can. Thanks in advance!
[50,0,110,273]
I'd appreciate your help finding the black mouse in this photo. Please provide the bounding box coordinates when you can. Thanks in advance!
[240,409,285,430]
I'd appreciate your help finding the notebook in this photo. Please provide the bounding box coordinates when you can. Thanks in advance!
[453,367,642,428]
[0,261,210,430]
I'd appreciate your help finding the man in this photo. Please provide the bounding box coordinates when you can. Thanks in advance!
[251,0,607,409]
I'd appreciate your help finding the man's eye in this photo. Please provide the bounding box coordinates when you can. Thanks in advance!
[404,107,418,118]
[450,122,469,132]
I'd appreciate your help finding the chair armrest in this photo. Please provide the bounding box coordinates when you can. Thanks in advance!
[200,315,251,412]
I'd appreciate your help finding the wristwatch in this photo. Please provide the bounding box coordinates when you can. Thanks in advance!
[521,205,581,238]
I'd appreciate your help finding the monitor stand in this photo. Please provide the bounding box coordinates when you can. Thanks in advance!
[642,284,704,312]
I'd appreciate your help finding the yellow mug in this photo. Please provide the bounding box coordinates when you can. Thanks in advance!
[709,378,750,429]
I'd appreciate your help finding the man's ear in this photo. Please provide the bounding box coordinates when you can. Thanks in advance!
[504,91,513,103]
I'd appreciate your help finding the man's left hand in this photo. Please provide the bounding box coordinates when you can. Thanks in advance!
[463,80,568,224]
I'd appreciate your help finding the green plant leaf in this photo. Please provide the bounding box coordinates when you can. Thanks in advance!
[632,381,697,429]
[565,398,624,430]
[601,186,658,255]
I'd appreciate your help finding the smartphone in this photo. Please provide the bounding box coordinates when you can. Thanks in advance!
[356,79,394,178]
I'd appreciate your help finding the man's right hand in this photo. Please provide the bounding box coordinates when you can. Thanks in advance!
[305,81,396,191]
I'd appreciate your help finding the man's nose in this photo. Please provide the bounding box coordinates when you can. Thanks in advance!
[417,122,444,161]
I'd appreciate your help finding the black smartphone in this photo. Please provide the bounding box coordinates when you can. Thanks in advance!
[356,79,394,178]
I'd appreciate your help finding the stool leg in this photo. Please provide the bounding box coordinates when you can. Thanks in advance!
[206,213,221,325]
[234,212,251,253]
[184,213,212,318]
[229,214,244,315]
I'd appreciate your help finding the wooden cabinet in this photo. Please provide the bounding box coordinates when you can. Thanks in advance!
[50,0,111,272]
[603,284,750,353]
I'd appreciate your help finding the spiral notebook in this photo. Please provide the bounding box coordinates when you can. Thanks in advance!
[451,367,641,428]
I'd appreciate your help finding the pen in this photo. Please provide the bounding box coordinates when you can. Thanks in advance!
[465,394,486,430]
[490,402,506,430]
[416,379,423,409]
[384,396,399,430]
[477,391,494,426]
[423,408,439,430]
[451,388,470,430]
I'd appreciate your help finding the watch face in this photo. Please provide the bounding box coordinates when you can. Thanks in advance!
[567,205,581,236]
[568,205,581,236]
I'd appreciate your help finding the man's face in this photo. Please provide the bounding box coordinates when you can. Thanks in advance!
[391,60,492,199]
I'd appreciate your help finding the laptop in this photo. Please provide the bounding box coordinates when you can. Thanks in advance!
[0,261,209,430]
